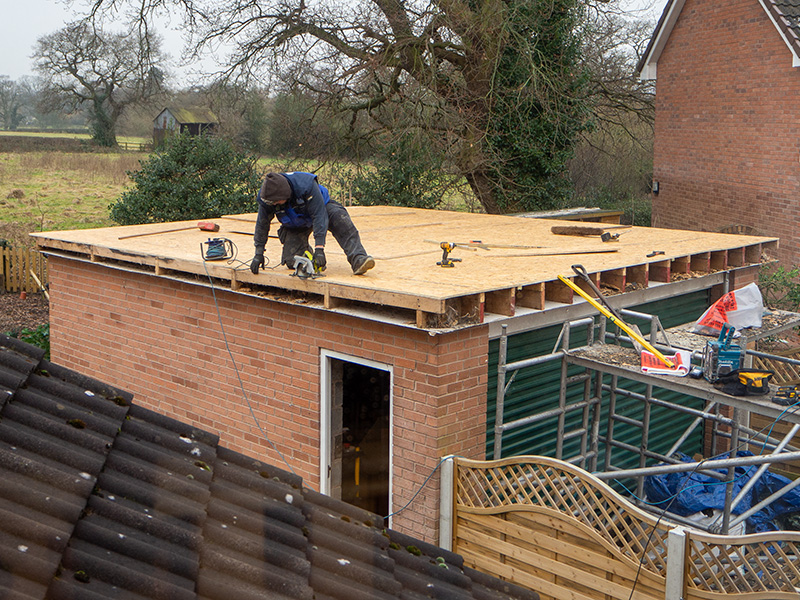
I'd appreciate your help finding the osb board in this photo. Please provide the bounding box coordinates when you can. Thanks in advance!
[31,206,778,326]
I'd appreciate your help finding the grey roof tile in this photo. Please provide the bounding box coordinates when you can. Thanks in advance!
[0,333,539,600]
[639,0,800,76]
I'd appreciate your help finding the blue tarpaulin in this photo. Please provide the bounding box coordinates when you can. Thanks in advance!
[643,451,800,533]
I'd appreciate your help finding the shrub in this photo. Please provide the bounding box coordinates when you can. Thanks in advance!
[109,133,262,225]
[8,323,50,359]
[759,264,800,311]
[345,137,451,209]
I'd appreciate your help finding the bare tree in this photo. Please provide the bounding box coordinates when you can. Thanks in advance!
[580,7,655,139]
[32,21,166,146]
[86,0,601,213]
[568,7,656,222]
[0,76,26,130]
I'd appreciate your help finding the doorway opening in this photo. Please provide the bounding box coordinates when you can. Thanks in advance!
[324,356,391,518]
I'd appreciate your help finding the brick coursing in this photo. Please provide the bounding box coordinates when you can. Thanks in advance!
[652,0,800,266]
[48,256,489,543]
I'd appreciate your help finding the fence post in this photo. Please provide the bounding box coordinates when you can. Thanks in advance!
[665,526,687,600]
[1,245,7,291]
[439,455,455,551]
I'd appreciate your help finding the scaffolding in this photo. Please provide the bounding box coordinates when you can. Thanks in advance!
[494,309,800,534]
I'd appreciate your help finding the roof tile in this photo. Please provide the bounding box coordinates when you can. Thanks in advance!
[0,333,539,600]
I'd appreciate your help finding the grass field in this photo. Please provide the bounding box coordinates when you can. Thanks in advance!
[0,130,150,145]
[0,130,476,247]
[0,150,146,245]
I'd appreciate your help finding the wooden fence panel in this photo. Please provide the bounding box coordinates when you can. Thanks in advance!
[1,246,48,294]
[452,456,800,600]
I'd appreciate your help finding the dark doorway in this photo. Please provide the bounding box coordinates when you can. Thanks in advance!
[329,359,391,517]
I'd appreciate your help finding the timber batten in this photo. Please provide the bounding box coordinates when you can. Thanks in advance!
[32,206,777,328]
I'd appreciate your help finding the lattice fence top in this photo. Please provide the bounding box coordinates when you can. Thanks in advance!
[753,347,800,385]
[687,530,800,595]
[454,456,800,597]
[455,456,671,575]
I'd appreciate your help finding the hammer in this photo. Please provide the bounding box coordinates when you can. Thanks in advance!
[118,221,219,240]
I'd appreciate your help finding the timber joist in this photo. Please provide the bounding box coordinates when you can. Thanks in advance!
[32,206,778,329]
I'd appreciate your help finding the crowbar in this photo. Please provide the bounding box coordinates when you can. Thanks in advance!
[557,274,675,368]
[118,221,219,240]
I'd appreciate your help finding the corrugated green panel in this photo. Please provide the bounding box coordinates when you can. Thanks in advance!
[486,290,712,468]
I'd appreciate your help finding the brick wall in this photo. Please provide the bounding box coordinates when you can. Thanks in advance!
[48,256,489,543]
[652,0,800,266]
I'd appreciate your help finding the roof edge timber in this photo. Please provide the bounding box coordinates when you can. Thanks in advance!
[636,0,800,79]
[38,239,776,331]
[760,0,800,67]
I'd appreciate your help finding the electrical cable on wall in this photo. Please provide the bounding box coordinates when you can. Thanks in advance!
[383,455,464,521]
[202,257,297,477]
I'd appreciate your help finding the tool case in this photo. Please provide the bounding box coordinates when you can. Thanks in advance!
[703,323,745,382]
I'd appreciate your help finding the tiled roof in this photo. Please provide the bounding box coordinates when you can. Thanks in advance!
[637,0,800,78]
[767,0,800,48]
[0,333,539,600]
[162,107,219,125]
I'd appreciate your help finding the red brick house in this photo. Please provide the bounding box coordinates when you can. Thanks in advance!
[637,0,800,266]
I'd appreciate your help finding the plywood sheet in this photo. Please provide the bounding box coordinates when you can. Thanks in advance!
[32,206,778,326]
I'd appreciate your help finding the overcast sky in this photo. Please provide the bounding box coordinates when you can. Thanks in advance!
[0,0,669,85]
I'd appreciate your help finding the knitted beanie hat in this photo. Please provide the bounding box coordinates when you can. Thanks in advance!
[260,173,291,204]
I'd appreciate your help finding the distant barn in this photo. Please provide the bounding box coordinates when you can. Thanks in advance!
[152,107,218,146]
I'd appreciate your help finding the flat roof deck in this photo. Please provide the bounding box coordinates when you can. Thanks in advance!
[32,206,778,328]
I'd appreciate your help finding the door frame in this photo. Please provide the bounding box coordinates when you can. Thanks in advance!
[319,349,394,520]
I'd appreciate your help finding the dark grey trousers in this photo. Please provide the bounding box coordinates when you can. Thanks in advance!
[278,201,369,269]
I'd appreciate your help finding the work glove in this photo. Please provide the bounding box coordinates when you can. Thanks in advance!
[313,248,327,271]
[250,252,265,274]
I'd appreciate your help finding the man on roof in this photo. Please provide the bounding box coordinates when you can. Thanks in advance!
[249,171,375,276]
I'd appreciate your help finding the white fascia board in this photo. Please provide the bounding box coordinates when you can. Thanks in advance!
[758,0,800,67]
[638,0,687,81]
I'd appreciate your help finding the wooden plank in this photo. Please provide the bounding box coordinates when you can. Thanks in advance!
[458,546,601,600]
[626,264,648,289]
[30,206,778,327]
[460,293,483,324]
[457,523,661,600]
[546,278,574,305]
[325,288,344,309]
[761,240,779,259]
[517,283,545,310]
[745,244,762,264]
[649,260,671,283]
[458,511,662,585]
[575,271,600,298]
[505,516,611,582]
[599,268,625,293]
[0,246,48,294]
[710,250,728,272]
[728,247,745,267]
[671,256,691,275]
[690,252,711,273]
[324,283,446,314]
[485,288,516,317]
